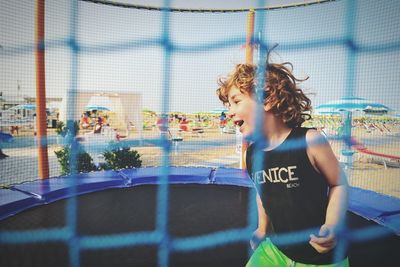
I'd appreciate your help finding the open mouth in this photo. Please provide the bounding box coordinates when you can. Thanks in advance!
[234,120,244,127]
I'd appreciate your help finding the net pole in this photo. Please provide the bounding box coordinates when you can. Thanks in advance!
[35,0,49,179]
[241,9,255,169]
[246,9,255,64]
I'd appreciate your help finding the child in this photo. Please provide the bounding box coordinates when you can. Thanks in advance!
[216,57,349,266]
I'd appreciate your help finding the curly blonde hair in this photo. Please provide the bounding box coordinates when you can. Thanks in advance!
[216,61,312,128]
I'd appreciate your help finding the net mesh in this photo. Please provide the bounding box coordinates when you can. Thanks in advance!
[1,0,399,266]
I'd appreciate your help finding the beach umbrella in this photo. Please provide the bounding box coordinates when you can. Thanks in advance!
[315,97,391,115]
[208,107,228,114]
[142,108,156,115]
[85,105,110,112]
[11,104,36,110]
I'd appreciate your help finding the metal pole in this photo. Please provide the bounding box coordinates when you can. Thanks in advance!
[246,10,255,64]
[35,0,49,179]
[240,9,255,169]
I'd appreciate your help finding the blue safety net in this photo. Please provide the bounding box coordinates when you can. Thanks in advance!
[1,0,399,266]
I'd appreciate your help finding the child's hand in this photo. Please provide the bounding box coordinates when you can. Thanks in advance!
[250,229,265,251]
[309,224,336,254]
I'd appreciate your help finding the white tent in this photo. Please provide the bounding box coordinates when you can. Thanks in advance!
[59,91,142,137]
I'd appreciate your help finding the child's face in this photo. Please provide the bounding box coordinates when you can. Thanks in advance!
[227,86,257,137]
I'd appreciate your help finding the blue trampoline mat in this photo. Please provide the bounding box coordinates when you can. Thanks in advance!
[0,167,399,267]
[348,187,400,235]
[1,167,399,235]
[0,167,253,220]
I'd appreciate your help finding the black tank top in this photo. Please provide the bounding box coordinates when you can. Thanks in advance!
[246,127,345,264]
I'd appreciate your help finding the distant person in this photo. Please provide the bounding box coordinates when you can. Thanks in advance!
[156,114,168,132]
[33,113,37,136]
[93,117,103,134]
[9,114,19,135]
[80,113,90,129]
[179,117,189,132]
[97,116,104,125]
[10,125,19,135]
[101,115,107,125]
[219,111,227,132]
[216,50,349,267]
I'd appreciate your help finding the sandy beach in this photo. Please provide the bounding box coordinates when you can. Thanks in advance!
[1,125,399,199]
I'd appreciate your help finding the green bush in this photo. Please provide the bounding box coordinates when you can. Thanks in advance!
[55,120,79,137]
[55,121,65,135]
[101,148,142,170]
[54,145,97,175]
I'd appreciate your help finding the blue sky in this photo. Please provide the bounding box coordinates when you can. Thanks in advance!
[1,0,400,114]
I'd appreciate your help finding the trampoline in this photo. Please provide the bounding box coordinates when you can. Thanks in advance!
[1,0,400,266]
[1,167,399,267]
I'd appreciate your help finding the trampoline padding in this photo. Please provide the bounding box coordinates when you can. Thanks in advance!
[0,188,39,219]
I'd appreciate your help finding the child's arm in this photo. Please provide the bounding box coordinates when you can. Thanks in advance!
[250,194,268,250]
[245,147,268,250]
[306,129,348,253]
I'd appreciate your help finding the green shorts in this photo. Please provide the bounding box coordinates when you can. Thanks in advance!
[246,238,349,267]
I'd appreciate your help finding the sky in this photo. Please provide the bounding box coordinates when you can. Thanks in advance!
[1,0,400,114]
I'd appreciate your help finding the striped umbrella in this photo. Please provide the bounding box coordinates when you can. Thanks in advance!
[315,97,391,115]
[10,104,36,110]
[85,105,110,112]
[208,107,228,114]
